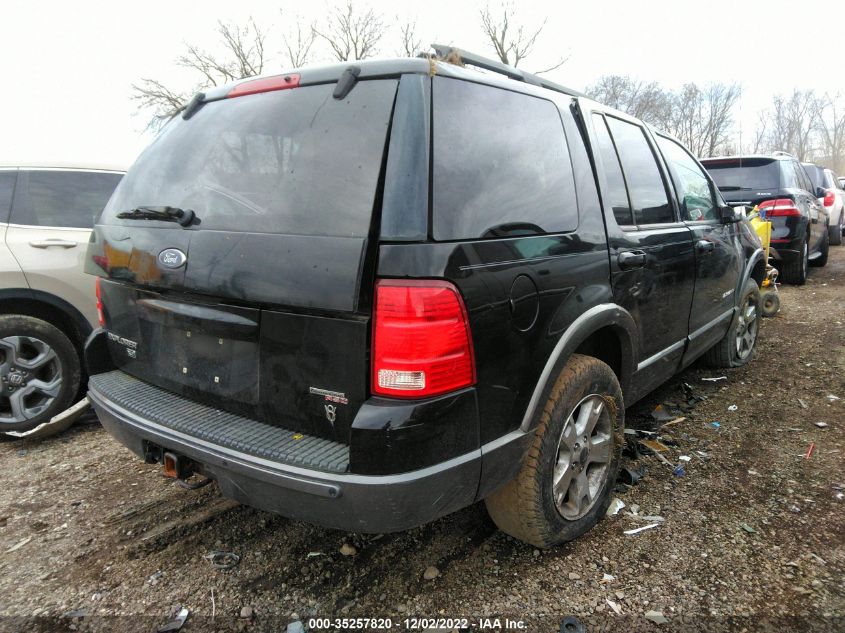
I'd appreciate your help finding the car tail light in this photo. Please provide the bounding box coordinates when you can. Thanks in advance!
[759,198,801,217]
[372,280,476,398]
[227,74,300,98]
[822,189,835,207]
[95,277,105,327]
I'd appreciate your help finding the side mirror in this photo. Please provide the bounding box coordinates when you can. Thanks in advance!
[721,205,744,223]
[816,186,827,198]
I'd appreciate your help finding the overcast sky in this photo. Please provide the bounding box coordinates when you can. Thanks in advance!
[1,0,838,167]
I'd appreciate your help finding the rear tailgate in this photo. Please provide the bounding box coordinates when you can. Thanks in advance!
[87,77,399,443]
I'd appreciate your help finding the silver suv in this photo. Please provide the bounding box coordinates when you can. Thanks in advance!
[0,164,123,434]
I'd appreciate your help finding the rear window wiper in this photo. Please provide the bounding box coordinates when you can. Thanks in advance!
[116,206,196,227]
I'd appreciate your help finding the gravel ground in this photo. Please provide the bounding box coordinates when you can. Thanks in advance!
[1,248,843,633]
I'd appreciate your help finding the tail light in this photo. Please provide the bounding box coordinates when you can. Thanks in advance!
[759,198,801,217]
[822,189,835,207]
[372,280,476,398]
[95,277,105,327]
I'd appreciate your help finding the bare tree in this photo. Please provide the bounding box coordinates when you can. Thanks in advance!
[814,93,845,173]
[751,111,768,154]
[756,90,819,160]
[397,20,422,57]
[132,19,268,130]
[315,1,385,61]
[670,82,741,157]
[479,2,565,72]
[281,13,317,68]
[586,75,673,128]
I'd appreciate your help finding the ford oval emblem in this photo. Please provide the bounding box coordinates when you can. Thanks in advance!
[158,248,187,269]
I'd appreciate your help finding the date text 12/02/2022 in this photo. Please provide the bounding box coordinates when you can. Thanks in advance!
[307,617,528,630]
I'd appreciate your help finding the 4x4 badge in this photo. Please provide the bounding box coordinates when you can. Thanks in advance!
[158,248,187,269]
[324,404,336,423]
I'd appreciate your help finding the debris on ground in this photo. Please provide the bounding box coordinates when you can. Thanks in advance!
[678,455,691,462]
[644,609,669,624]
[639,439,670,453]
[618,466,645,485]
[623,524,660,536]
[702,376,727,382]
[423,565,440,581]
[740,523,756,534]
[826,394,840,402]
[710,421,721,428]
[651,404,675,422]
[728,404,738,412]
[240,606,254,619]
[814,422,829,429]
[672,465,686,477]
[5,536,32,553]
[287,621,305,633]
[605,598,623,615]
[204,550,240,570]
[157,606,189,632]
[798,398,809,409]
[606,498,625,516]
[147,571,163,585]
[559,615,585,633]
[340,543,357,556]
[805,443,815,459]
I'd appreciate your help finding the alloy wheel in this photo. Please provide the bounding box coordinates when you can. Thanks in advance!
[552,394,613,520]
[734,295,759,361]
[0,336,63,425]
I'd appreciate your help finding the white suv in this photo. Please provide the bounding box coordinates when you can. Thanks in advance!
[803,162,844,246]
[1,164,123,434]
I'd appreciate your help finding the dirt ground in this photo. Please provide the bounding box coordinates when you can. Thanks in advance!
[1,248,843,633]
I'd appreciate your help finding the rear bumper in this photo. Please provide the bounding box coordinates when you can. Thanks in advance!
[89,379,486,533]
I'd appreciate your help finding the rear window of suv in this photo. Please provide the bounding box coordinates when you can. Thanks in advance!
[432,77,577,240]
[703,159,781,192]
[102,80,398,238]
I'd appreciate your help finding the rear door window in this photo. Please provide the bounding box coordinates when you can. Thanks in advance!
[605,117,674,225]
[591,114,633,226]
[11,170,123,228]
[656,136,718,222]
[432,77,577,240]
[0,170,16,223]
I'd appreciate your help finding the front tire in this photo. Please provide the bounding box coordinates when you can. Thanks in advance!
[705,278,761,368]
[484,354,624,548]
[0,315,81,433]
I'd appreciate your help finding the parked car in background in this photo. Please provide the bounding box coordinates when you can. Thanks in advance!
[701,154,829,284]
[0,164,124,435]
[84,49,765,548]
[802,163,844,246]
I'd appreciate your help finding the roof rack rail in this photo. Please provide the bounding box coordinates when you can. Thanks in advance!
[425,44,586,99]
[771,150,797,159]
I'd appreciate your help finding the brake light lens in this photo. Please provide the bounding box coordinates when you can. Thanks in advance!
[822,189,835,207]
[95,277,105,327]
[227,73,300,98]
[759,198,801,217]
[372,280,476,398]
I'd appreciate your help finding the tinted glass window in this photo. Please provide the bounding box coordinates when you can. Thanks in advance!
[605,117,673,224]
[12,170,122,228]
[592,114,633,226]
[103,80,397,237]
[794,162,813,192]
[0,171,15,222]
[432,77,577,240]
[802,164,824,189]
[704,160,782,191]
[657,136,718,221]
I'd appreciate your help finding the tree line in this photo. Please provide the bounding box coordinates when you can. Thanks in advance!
[132,2,845,174]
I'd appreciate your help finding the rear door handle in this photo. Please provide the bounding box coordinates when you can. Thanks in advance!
[28,239,78,249]
[696,240,715,253]
[617,250,646,269]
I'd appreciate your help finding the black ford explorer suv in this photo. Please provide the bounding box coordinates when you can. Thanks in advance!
[701,153,829,285]
[84,48,765,547]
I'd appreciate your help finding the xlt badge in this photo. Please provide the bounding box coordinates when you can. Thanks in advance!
[158,248,187,269]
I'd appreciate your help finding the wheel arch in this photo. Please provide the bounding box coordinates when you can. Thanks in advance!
[519,304,637,433]
[0,288,93,351]
[738,248,765,301]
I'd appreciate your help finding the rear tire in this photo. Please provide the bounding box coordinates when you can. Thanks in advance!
[810,228,829,267]
[705,278,760,368]
[830,215,843,246]
[0,315,81,433]
[779,237,808,285]
[484,354,624,548]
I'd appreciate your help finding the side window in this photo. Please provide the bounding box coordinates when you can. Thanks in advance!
[11,170,123,229]
[591,114,633,226]
[656,136,718,222]
[0,170,16,223]
[605,117,674,225]
[432,77,578,240]
[793,162,813,193]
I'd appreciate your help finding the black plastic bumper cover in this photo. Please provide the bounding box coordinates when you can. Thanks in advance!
[88,372,484,533]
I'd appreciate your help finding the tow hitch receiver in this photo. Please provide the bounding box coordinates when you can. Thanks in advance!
[163,451,192,480]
